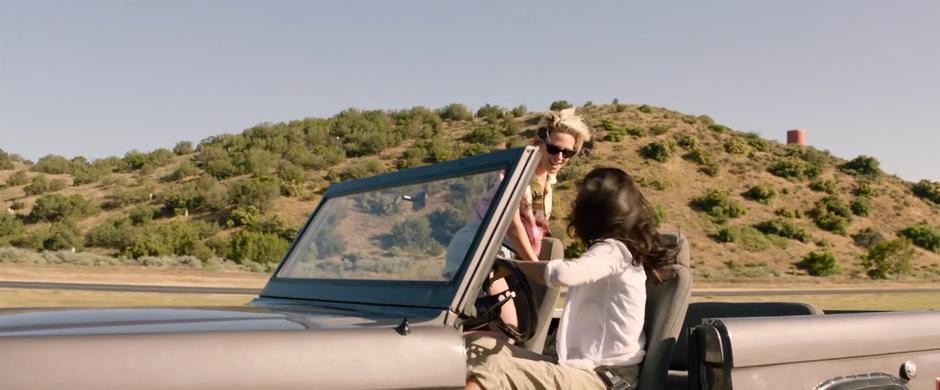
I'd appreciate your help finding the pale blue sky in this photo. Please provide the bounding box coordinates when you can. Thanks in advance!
[1,1,938,181]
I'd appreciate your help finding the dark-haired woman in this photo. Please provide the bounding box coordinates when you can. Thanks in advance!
[465,167,677,390]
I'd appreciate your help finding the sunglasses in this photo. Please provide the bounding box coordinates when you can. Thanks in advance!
[543,142,577,159]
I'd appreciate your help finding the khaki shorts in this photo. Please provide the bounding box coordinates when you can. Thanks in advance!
[466,333,638,390]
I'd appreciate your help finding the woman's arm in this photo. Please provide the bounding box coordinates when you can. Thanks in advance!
[543,240,630,287]
[506,210,539,261]
[507,259,548,285]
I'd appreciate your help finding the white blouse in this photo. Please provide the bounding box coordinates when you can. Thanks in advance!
[543,239,647,369]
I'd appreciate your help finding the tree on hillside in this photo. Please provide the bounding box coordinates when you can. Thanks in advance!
[437,103,473,121]
[173,141,194,155]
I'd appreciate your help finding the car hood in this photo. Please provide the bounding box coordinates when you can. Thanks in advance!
[0,304,440,336]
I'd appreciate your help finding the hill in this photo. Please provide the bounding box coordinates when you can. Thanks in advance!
[1,101,939,280]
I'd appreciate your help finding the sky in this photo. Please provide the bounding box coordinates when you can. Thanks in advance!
[1,1,938,181]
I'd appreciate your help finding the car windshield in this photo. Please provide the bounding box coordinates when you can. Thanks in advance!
[277,169,505,282]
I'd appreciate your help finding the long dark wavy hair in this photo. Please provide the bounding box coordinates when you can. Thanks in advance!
[567,167,678,284]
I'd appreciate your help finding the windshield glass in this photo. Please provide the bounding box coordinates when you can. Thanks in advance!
[277,169,504,282]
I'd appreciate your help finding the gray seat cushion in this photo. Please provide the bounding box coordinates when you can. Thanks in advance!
[637,234,692,389]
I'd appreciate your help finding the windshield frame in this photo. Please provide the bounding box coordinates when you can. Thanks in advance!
[259,147,537,309]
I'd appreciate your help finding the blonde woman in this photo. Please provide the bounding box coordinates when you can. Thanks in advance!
[505,107,592,261]
[487,108,592,340]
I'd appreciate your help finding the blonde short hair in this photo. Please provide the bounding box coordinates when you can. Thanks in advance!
[537,108,592,152]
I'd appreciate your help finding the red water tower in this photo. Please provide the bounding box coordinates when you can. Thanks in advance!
[787,129,806,146]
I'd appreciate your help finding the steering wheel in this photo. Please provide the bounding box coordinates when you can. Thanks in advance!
[464,258,538,343]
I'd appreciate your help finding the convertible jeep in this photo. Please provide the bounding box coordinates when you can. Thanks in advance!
[1,146,938,389]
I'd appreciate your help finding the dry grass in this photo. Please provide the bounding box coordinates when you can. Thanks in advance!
[0,288,253,308]
[0,264,267,288]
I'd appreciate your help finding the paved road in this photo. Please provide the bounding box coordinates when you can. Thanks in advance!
[2,280,940,297]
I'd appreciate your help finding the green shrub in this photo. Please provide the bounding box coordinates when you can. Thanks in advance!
[227,176,281,210]
[0,213,24,245]
[840,155,881,178]
[33,155,72,174]
[385,217,441,254]
[464,126,502,146]
[676,134,699,150]
[85,218,135,249]
[809,196,853,234]
[723,138,750,154]
[23,175,52,196]
[775,208,804,219]
[248,214,298,241]
[625,127,646,137]
[653,204,668,224]
[649,124,669,135]
[123,220,218,260]
[769,157,821,181]
[437,103,473,121]
[5,170,28,186]
[42,221,84,251]
[743,184,777,205]
[173,141,194,155]
[797,250,840,276]
[691,190,746,222]
[683,147,712,165]
[898,223,940,252]
[851,227,885,248]
[128,206,158,225]
[122,150,151,172]
[850,197,871,216]
[736,226,774,251]
[148,148,175,168]
[226,230,290,264]
[713,227,736,243]
[853,181,876,197]
[332,159,385,182]
[71,166,106,185]
[164,160,199,182]
[239,148,279,177]
[754,219,810,242]
[550,100,572,111]
[29,194,97,222]
[0,148,20,170]
[912,180,940,204]
[699,163,720,177]
[637,104,652,114]
[48,178,67,192]
[640,141,674,162]
[396,146,427,170]
[462,143,491,157]
[354,192,401,216]
[227,205,262,228]
[564,240,586,258]
[314,229,346,258]
[809,179,837,194]
[708,124,729,133]
[475,104,505,120]
[862,238,914,279]
[421,136,457,163]
[742,132,771,152]
[195,145,240,179]
[427,208,468,245]
[697,115,715,126]
[510,105,527,118]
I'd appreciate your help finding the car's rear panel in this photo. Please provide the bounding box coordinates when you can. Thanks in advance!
[695,311,940,389]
